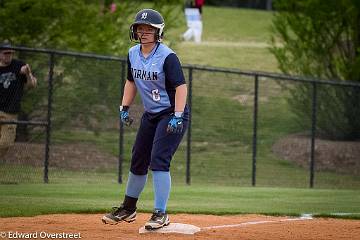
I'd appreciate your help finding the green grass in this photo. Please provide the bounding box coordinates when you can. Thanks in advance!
[0,183,359,218]
[172,6,274,42]
[3,69,360,189]
[202,7,273,42]
[177,43,278,70]
[171,6,278,71]
[1,6,359,219]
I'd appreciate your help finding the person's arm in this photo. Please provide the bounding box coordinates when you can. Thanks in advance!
[174,84,187,114]
[164,53,187,133]
[119,79,137,126]
[163,53,187,115]
[121,53,137,107]
[167,84,187,134]
[20,64,37,88]
[121,79,137,107]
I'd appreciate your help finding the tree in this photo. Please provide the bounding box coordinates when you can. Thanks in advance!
[0,0,183,55]
[0,0,184,138]
[270,0,360,140]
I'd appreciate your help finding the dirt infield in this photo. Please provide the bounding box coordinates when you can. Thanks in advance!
[0,214,359,240]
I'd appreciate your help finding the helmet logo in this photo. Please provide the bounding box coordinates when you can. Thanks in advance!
[141,12,148,19]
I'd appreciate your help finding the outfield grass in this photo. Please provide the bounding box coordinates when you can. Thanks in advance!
[172,7,278,71]
[1,7,359,219]
[0,183,359,218]
[171,6,273,43]
[3,63,360,189]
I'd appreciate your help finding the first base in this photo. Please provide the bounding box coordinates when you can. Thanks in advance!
[139,223,201,235]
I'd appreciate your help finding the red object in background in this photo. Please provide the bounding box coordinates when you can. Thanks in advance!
[110,3,116,13]
[195,0,205,7]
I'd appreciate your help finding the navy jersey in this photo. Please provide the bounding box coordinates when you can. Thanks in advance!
[127,43,186,113]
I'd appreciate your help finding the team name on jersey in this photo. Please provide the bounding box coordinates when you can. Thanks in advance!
[131,68,158,81]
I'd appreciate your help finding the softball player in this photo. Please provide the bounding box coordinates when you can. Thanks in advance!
[102,9,189,230]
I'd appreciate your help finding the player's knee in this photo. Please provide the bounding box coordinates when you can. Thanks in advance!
[149,161,170,172]
[150,166,170,172]
[0,125,17,146]
[130,167,148,176]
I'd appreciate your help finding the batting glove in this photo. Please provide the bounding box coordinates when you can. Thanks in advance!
[119,106,133,126]
[167,112,184,134]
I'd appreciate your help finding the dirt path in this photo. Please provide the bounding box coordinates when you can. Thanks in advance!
[180,41,284,48]
[181,41,274,48]
[0,213,359,240]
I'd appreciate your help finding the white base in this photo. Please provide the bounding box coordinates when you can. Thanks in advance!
[139,223,201,235]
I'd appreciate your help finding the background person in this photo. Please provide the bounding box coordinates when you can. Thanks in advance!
[0,42,37,160]
[183,1,203,43]
[194,0,205,15]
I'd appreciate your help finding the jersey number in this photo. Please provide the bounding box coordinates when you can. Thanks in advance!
[151,89,161,102]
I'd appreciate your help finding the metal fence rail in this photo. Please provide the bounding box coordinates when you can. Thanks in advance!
[1,46,359,188]
[182,64,360,188]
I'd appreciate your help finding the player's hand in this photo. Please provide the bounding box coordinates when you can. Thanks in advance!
[167,113,184,134]
[119,106,133,126]
[20,64,31,76]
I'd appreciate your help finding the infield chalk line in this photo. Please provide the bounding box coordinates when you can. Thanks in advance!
[201,214,313,231]
[139,213,359,235]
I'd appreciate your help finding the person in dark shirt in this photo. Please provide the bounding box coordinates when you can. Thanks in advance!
[0,42,37,160]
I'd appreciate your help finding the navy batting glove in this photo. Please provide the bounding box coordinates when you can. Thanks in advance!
[167,112,184,134]
[119,106,133,126]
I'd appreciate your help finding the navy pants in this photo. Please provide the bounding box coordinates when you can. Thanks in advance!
[130,111,188,175]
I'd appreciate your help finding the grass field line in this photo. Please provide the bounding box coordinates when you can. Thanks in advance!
[202,215,313,230]
[325,212,360,216]
[181,41,281,48]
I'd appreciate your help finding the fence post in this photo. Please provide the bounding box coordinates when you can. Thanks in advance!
[118,60,126,184]
[310,82,318,188]
[252,74,259,186]
[44,52,55,184]
[186,67,193,185]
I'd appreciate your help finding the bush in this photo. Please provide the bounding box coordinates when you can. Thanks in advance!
[270,0,360,140]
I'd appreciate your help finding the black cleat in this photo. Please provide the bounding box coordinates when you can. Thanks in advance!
[102,204,136,225]
[144,210,170,230]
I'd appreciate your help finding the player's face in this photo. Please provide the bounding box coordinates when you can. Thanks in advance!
[136,24,156,44]
[0,50,14,65]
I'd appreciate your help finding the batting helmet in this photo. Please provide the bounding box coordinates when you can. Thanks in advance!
[129,9,165,42]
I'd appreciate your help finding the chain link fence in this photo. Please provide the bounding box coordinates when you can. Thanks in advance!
[1,47,359,188]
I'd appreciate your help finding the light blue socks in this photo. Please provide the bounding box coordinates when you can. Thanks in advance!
[125,172,147,198]
[152,170,171,213]
[125,171,171,213]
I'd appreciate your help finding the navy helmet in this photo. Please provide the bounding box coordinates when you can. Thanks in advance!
[129,9,165,42]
